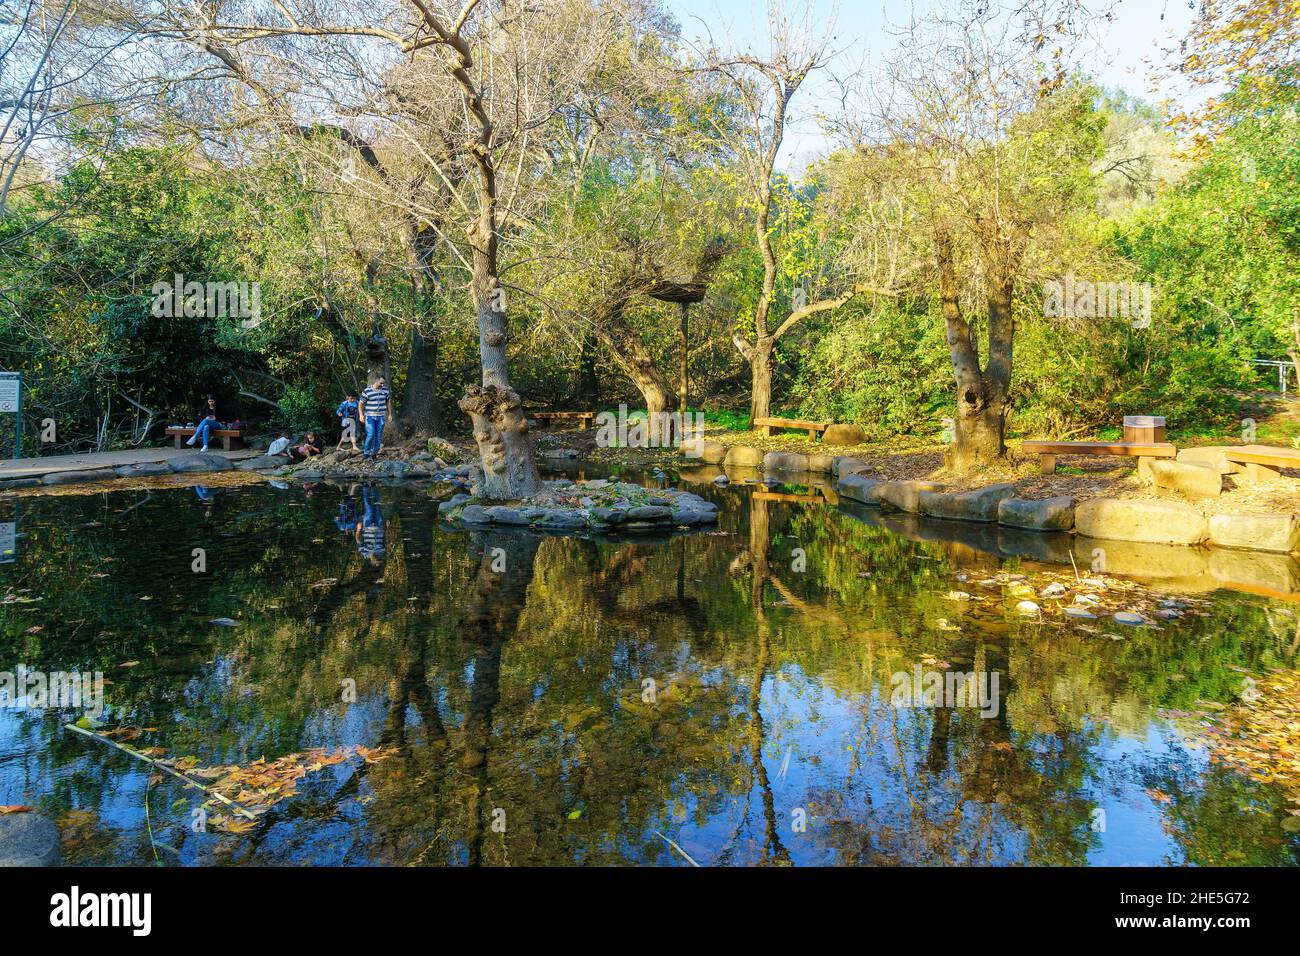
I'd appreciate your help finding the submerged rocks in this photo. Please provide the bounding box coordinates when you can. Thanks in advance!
[0,812,60,866]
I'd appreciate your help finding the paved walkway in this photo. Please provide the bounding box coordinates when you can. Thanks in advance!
[0,446,259,480]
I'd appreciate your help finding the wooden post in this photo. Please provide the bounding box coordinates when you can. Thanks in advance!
[1039,454,1056,474]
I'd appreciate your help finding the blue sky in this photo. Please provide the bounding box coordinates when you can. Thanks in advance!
[663,0,1202,168]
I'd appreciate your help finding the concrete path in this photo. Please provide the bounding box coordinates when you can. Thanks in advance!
[0,446,259,480]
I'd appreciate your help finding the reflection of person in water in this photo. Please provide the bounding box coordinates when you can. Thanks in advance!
[335,483,359,533]
[355,484,386,564]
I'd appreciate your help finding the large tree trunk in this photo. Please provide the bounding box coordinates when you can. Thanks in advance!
[402,328,444,435]
[399,223,446,436]
[750,336,774,423]
[460,166,542,499]
[938,231,1010,470]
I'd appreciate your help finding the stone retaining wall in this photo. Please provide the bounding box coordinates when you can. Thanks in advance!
[833,461,1300,558]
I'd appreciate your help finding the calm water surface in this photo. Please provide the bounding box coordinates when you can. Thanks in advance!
[1,468,1297,866]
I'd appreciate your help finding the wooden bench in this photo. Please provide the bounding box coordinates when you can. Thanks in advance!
[753,417,831,440]
[532,411,595,429]
[1222,444,1300,485]
[1021,440,1177,477]
[165,426,246,450]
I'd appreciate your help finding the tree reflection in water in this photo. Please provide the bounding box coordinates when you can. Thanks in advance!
[0,478,1297,866]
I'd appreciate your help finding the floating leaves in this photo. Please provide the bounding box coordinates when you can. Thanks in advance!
[0,805,34,815]
[174,745,395,833]
[1201,671,1300,798]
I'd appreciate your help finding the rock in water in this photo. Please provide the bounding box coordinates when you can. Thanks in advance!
[0,813,61,866]
[209,618,239,627]
[1113,611,1145,626]
[1016,600,1041,615]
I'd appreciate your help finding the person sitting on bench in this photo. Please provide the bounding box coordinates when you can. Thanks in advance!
[187,396,221,451]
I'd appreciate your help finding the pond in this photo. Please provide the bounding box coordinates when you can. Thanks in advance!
[1,468,1298,866]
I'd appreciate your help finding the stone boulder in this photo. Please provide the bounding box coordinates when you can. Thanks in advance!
[168,453,233,474]
[1176,445,1242,475]
[41,468,117,485]
[1150,459,1222,499]
[918,483,1017,523]
[724,445,764,469]
[438,493,471,514]
[877,480,945,514]
[807,454,835,474]
[836,473,882,505]
[114,461,173,478]
[998,496,1076,532]
[1074,498,1208,546]
[1208,513,1300,553]
[822,423,867,445]
[763,451,809,472]
[234,455,289,472]
[685,441,728,464]
[0,813,60,866]
[832,457,872,478]
[0,477,40,489]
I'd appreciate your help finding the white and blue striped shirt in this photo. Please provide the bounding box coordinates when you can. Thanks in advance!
[360,386,390,418]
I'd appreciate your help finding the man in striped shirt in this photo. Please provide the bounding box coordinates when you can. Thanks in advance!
[359,377,391,460]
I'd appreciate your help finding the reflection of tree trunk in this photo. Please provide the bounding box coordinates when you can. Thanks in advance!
[458,531,542,866]
[744,492,789,863]
[924,705,951,776]
[749,493,771,610]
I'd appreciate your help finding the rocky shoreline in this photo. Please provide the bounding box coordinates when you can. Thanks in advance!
[437,478,719,532]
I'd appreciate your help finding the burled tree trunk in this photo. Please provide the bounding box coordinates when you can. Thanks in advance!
[939,231,1011,470]
[459,142,542,499]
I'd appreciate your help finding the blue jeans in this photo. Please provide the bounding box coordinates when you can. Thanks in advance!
[363,416,385,456]
[193,418,218,446]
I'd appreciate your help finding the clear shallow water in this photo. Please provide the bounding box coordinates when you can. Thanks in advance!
[1,470,1297,866]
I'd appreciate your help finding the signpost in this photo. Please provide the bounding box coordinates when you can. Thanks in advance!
[0,372,20,458]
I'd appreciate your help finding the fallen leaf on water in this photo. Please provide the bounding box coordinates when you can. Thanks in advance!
[0,805,35,814]
[118,660,139,668]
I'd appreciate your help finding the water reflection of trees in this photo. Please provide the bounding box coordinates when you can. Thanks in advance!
[3,483,1299,865]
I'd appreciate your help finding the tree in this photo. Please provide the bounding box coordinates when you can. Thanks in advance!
[698,2,834,423]
[860,0,1107,468]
